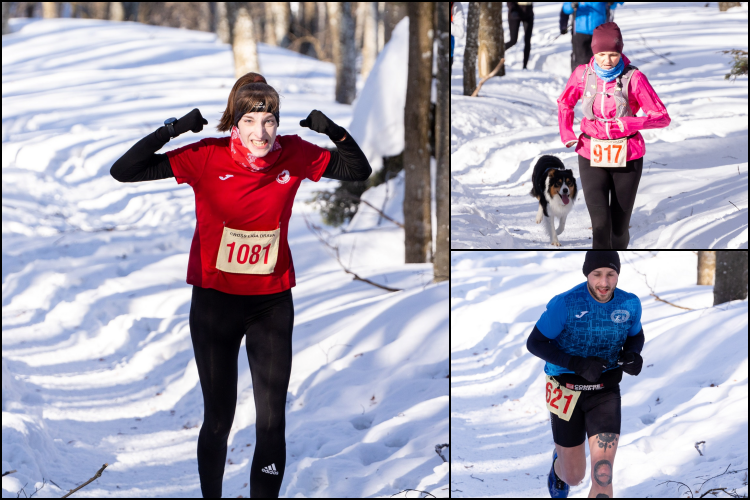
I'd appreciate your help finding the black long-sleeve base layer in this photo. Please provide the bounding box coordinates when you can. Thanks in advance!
[110,126,372,183]
[526,325,645,370]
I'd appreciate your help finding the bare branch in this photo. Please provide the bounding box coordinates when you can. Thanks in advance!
[302,212,403,292]
[471,58,505,97]
[650,293,694,311]
[390,489,436,498]
[695,441,706,456]
[61,463,109,498]
[435,443,449,463]
[336,191,405,228]
[2,470,17,477]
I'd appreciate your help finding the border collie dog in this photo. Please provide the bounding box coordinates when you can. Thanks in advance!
[529,155,577,246]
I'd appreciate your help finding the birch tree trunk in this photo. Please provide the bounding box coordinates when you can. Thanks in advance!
[42,2,59,18]
[403,2,434,263]
[697,251,716,286]
[215,2,231,44]
[329,2,357,104]
[361,2,378,79]
[231,3,261,77]
[2,2,10,34]
[478,1,505,78]
[433,1,449,282]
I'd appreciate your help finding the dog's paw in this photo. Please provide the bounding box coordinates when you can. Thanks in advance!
[535,214,543,224]
[550,240,562,247]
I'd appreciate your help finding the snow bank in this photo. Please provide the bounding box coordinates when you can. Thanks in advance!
[349,18,409,172]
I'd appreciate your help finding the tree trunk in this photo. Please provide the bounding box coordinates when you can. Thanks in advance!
[697,251,716,286]
[317,2,330,59]
[2,2,11,34]
[231,3,261,77]
[42,2,59,18]
[713,251,748,306]
[383,1,407,45]
[377,2,385,52]
[403,2,434,263]
[88,2,110,20]
[478,1,505,78]
[265,2,291,47]
[718,2,741,11]
[329,2,357,104]
[215,2,231,44]
[354,1,365,51]
[361,2,378,79]
[433,0,449,282]
[110,2,125,21]
[463,2,479,96]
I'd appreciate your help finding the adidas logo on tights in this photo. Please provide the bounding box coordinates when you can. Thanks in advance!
[262,463,279,475]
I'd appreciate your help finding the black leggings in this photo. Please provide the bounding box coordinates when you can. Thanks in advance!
[189,285,294,498]
[506,6,534,69]
[578,155,643,249]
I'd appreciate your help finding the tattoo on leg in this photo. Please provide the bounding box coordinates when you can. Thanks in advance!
[596,432,618,450]
[596,495,610,498]
[594,460,613,487]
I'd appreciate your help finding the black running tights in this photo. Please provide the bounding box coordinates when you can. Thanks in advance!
[578,155,643,249]
[506,6,534,69]
[189,285,294,498]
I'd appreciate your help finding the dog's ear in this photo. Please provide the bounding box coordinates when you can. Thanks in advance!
[563,169,574,175]
[547,169,557,178]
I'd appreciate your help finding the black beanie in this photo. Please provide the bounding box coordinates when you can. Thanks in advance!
[582,251,620,277]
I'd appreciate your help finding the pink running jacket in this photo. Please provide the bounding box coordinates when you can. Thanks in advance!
[557,54,671,161]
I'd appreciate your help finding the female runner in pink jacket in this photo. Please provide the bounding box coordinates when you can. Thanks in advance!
[557,22,671,249]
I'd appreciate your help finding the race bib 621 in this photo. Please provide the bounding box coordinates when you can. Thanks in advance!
[545,375,582,421]
[216,226,280,274]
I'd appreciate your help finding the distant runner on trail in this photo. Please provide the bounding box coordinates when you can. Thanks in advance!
[110,72,371,498]
[526,251,645,498]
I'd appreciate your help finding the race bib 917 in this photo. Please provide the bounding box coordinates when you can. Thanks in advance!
[216,226,280,274]
[545,375,582,421]
[590,136,628,167]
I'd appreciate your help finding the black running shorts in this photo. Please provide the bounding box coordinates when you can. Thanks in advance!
[549,368,622,448]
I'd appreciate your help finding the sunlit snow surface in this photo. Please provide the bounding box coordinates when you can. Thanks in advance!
[2,18,448,498]
[451,2,748,249]
[451,251,748,498]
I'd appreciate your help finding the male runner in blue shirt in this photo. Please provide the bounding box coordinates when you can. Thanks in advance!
[527,251,645,498]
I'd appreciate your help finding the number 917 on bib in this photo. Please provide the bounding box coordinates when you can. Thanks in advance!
[216,226,280,275]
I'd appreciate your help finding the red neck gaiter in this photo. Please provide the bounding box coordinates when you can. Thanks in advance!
[229,126,282,173]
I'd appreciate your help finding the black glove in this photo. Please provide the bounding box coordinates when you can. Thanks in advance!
[568,356,608,383]
[299,109,346,142]
[173,108,208,136]
[618,351,643,376]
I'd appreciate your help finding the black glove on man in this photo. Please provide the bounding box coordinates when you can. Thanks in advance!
[299,109,346,142]
[618,351,643,376]
[568,356,608,383]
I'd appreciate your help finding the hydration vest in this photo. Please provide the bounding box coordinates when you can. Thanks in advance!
[580,62,639,124]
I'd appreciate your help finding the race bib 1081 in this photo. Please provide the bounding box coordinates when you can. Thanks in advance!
[545,375,582,422]
[215,226,280,275]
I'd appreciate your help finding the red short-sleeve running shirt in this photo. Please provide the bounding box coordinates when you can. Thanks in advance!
[166,134,330,295]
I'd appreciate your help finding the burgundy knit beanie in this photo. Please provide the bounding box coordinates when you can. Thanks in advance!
[591,22,624,54]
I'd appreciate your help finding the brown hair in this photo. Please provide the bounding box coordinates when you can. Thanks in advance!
[217,72,281,132]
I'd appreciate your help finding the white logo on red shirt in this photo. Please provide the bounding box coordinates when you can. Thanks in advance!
[219,174,234,180]
[276,169,290,184]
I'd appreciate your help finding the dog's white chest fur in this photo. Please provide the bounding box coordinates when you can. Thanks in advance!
[536,175,575,246]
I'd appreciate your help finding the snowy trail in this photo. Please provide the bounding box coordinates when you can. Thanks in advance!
[450,251,748,498]
[451,2,748,249]
[2,18,448,498]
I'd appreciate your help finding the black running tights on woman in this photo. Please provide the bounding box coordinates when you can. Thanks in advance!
[578,155,644,249]
[506,5,534,69]
[189,285,294,498]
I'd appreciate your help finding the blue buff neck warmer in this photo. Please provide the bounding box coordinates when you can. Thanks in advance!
[593,57,625,82]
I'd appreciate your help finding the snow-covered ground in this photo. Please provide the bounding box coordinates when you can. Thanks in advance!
[2,17,448,498]
[451,2,749,249]
[451,251,748,498]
